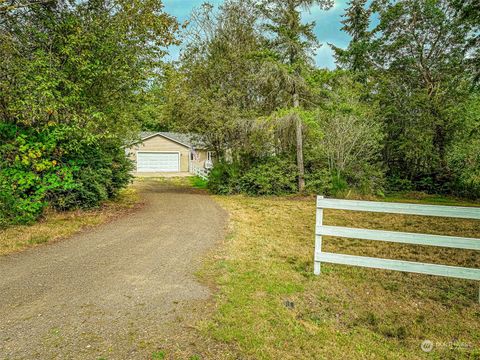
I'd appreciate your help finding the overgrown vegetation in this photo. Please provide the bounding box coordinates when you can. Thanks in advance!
[208,157,298,195]
[0,0,178,226]
[144,0,479,199]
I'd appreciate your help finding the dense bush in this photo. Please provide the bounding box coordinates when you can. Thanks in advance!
[0,124,74,225]
[49,141,133,211]
[239,158,297,195]
[207,161,242,195]
[208,157,297,196]
[304,169,333,195]
[0,124,132,227]
[208,155,385,197]
[447,143,480,199]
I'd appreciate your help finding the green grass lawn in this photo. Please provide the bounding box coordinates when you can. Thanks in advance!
[193,193,480,360]
[190,176,209,189]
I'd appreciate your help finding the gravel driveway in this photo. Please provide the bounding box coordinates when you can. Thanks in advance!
[0,180,227,359]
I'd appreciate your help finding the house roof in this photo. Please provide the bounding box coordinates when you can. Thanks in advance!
[139,132,207,149]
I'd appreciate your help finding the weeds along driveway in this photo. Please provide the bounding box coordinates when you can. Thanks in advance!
[0,179,227,359]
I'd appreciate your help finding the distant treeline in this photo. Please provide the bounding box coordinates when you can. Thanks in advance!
[144,0,479,198]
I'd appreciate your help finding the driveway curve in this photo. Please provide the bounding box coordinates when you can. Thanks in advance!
[0,180,227,359]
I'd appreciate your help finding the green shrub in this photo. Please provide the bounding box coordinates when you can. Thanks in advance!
[239,157,297,195]
[208,161,242,194]
[50,143,133,210]
[0,125,76,225]
[207,156,388,197]
[386,176,414,192]
[208,157,297,196]
[348,163,385,196]
[304,169,333,195]
[0,124,133,227]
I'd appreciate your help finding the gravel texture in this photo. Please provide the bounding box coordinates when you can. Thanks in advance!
[0,180,227,359]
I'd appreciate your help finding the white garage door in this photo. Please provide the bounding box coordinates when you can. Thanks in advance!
[137,152,180,172]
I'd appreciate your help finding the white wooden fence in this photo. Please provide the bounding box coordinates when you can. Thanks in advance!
[314,196,480,300]
[191,164,210,180]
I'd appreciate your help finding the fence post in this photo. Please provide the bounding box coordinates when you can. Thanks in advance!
[314,196,324,275]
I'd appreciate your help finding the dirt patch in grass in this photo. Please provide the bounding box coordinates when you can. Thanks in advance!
[0,187,141,256]
[195,195,480,359]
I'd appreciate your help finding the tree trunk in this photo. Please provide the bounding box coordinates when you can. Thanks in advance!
[293,92,305,192]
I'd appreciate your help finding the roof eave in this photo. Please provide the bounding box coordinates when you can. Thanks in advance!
[139,132,192,148]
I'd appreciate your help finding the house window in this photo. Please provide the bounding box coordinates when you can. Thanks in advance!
[207,151,213,161]
[190,152,194,161]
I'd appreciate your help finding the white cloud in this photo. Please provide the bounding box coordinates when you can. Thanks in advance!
[315,45,337,69]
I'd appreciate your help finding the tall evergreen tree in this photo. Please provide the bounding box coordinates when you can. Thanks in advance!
[259,0,333,192]
[331,0,371,77]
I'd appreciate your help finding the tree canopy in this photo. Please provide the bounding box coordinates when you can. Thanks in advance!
[157,0,478,198]
[0,0,179,225]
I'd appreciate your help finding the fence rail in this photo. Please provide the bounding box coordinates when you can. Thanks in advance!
[191,164,210,180]
[314,196,480,300]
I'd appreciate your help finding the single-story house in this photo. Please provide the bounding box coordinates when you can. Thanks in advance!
[126,132,213,174]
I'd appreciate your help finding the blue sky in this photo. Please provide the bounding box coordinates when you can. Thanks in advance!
[162,0,352,69]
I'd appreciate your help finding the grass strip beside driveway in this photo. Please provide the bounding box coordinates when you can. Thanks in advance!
[0,188,139,256]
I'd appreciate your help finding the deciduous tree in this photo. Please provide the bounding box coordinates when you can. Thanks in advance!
[370,0,475,190]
